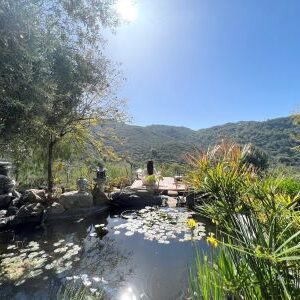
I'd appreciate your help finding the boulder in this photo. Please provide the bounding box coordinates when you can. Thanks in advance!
[0,210,7,218]
[12,197,24,208]
[0,162,12,176]
[59,191,93,210]
[47,202,65,214]
[93,189,109,206]
[0,193,13,209]
[12,190,21,199]
[16,203,44,218]
[167,191,178,197]
[0,217,8,229]
[6,206,18,216]
[24,189,46,203]
[0,175,15,194]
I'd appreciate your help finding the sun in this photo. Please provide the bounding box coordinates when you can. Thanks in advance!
[115,0,137,23]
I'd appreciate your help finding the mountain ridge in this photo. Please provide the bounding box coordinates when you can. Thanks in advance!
[103,117,300,166]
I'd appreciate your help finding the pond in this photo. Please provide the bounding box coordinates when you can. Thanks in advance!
[0,206,214,300]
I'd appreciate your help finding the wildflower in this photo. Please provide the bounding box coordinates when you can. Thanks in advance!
[207,233,218,248]
[212,219,220,225]
[234,205,243,213]
[187,218,197,229]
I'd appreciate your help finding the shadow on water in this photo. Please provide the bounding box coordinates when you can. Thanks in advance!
[0,206,214,300]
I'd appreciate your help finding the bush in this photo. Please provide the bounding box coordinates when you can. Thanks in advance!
[188,142,300,299]
[277,178,300,197]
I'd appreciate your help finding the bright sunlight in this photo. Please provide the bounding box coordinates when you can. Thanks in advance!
[115,0,137,22]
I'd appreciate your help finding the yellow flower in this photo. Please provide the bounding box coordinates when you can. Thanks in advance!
[187,218,197,229]
[207,233,218,248]
[234,205,243,213]
[212,219,220,225]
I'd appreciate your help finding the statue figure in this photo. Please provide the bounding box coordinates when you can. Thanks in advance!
[94,161,107,192]
[77,177,88,193]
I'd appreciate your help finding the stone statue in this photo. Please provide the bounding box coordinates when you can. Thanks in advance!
[94,162,107,192]
[77,177,88,193]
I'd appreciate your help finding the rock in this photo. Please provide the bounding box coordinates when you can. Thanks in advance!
[167,191,178,197]
[47,202,65,214]
[165,196,177,208]
[0,193,13,209]
[0,210,7,218]
[16,203,44,218]
[0,217,8,229]
[12,190,21,199]
[24,189,46,203]
[0,161,12,176]
[59,191,93,210]
[12,197,23,208]
[186,193,196,208]
[0,175,15,194]
[93,189,109,206]
[6,206,18,216]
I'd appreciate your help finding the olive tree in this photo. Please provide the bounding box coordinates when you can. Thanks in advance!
[0,0,126,191]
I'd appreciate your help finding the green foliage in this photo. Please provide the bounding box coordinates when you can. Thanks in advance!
[188,142,300,299]
[277,178,300,197]
[143,175,157,186]
[189,249,245,300]
[56,282,104,300]
[103,117,300,167]
[185,142,256,209]
[242,145,269,171]
[0,0,127,191]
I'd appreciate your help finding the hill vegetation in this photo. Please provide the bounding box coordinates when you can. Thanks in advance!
[104,117,300,167]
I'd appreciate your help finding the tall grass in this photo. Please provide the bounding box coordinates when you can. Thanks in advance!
[187,141,300,299]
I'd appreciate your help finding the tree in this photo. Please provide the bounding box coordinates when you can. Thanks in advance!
[0,0,126,191]
[242,145,269,171]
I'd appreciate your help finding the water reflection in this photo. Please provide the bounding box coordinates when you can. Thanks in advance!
[0,207,214,299]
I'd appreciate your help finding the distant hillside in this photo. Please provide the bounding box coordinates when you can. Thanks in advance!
[103,117,300,166]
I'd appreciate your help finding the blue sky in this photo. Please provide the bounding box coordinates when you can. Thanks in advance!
[106,0,300,130]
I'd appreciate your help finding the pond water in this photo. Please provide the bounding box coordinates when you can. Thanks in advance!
[0,206,214,300]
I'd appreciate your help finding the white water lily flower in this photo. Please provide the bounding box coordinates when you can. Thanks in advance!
[28,252,39,259]
[7,245,16,250]
[45,263,54,270]
[83,280,92,287]
[92,276,101,282]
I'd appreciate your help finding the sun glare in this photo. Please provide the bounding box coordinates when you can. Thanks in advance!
[115,0,137,23]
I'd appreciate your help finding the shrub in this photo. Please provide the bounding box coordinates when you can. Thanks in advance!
[277,178,300,197]
[185,141,257,209]
[188,141,300,298]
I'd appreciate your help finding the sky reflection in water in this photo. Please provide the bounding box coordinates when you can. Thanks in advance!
[0,206,213,299]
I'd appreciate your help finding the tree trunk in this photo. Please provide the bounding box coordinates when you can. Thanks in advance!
[47,140,56,193]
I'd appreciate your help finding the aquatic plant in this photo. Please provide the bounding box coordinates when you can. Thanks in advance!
[0,239,82,286]
[113,207,206,244]
[56,278,105,300]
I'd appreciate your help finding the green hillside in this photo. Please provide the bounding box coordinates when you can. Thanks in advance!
[104,117,300,166]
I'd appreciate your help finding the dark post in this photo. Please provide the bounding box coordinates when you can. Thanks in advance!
[147,160,154,175]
